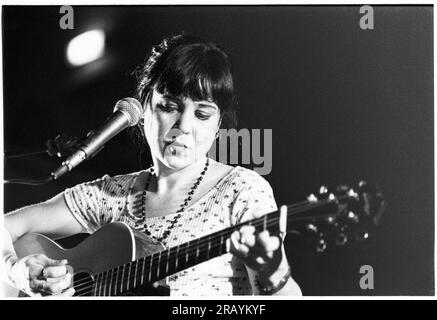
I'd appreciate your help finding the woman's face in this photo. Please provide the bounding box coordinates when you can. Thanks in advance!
[143,88,221,170]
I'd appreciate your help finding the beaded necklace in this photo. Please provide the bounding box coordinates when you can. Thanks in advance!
[141,157,210,242]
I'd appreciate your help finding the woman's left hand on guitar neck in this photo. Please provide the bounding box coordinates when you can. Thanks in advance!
[230,225,301,295]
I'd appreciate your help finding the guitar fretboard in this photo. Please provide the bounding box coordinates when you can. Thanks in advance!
[91,210,281,296]
[89,196,344,296]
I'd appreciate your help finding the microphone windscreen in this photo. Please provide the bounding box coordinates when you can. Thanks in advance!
[114,97,142,126]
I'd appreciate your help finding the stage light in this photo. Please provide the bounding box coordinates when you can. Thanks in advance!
[66,29,105,67]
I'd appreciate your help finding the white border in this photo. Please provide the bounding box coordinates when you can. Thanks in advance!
[0,1,435,300]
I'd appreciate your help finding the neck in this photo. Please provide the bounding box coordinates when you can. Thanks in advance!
[152,156,208,194]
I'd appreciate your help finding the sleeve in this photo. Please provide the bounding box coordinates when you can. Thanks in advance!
[230,172,278,226]
[63,175,111,233]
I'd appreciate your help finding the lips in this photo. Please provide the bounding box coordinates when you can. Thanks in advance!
[164,140,189,148]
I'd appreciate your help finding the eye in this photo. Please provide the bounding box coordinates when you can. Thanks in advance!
[157,103,179,113]
[195,111,211,120]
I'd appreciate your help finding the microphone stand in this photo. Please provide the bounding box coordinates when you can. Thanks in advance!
[4,134,83,185]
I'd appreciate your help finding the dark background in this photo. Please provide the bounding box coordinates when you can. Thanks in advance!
[2,5,434,295]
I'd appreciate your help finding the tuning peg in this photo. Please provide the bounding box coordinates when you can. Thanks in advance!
[307,193,318,202]
[306,223,318,233]
[336,233,348,246]
[326,216,336,224]
[316,238,327,253]
[347,211,359,223]
[319,185,328,194]
[347,188,359,199]
[356,231,370,241]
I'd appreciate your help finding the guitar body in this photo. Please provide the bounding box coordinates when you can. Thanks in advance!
[8,181,383,297]
[14,222,170,296]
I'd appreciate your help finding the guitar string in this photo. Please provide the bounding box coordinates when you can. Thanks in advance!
[75,216,280,296]
[70,198,313,290]
[72,196,351,296]
[73,195,350,296]
[73,195,349,296]
[71,198,316,291]
[74,208,338,297]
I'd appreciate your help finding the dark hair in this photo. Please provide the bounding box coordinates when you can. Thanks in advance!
[130,34,238,166]
[133,33,237,126]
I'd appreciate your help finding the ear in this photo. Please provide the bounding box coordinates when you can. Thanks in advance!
[218,113,224,129]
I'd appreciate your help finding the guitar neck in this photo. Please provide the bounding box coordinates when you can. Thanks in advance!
[91,196,345,296]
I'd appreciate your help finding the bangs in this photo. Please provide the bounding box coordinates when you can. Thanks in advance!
[152,45,234,111]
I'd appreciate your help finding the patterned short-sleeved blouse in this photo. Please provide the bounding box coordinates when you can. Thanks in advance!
[63,165,278,296]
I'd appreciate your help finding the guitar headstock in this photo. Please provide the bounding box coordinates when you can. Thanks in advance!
[289,181,386,253]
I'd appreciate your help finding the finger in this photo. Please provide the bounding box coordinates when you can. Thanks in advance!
[57,287,75,297]
[29,278,47,292]
[46,272,73,286]
[239,226,256,248]
[230,231,249,259]
[38,255,68,267]
[43,265,68,278]
[257,231,281,252]
[40,273,72,295]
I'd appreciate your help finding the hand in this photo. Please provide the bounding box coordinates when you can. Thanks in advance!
[20,254,75,296]
[230,225,283,276]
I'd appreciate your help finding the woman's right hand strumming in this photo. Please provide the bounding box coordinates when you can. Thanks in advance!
[10,254,75,296]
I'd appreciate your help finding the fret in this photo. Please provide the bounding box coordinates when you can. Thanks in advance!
[207,236,211,260]
[176,242,188,270]
[156,251,162,281]
[185,242,189,264]
[94,273,100,296]
[175,245,179,270]
[128,261,136,291]
[134,261,139,290]
[165,247,171,275]
[108,270,114,296]
[161,250,169,279]
[114,266,120,296]
[148,255,152,283]
[120,264,126,293]
[126,263,132,291]
[102,271,108,296]
[97,272,102,296]
[195,240,199,261]
[263,214,267,231]
[208,234,221,258]
[141,257,145,285]
[219,234,224,255]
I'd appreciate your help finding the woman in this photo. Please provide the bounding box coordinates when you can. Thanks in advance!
[3,34,302,296]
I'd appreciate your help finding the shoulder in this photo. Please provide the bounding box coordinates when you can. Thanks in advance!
[225,165,273,192]
[208,159,274,197]
[67,171,145,193]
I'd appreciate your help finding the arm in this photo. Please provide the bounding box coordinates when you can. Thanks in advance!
[229,172,302,296]
[2,193,84,296]
[231,227,302,296]
[1,216,75,297]
[4,192,86,242]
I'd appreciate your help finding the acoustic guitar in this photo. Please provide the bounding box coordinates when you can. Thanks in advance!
[9,181,385,297]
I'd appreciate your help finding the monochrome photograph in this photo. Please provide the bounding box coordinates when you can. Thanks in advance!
[0,4,433,298]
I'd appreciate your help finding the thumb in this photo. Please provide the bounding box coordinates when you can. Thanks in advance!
[39,255,68,267]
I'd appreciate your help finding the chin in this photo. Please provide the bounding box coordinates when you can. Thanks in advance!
[162,152,193,170]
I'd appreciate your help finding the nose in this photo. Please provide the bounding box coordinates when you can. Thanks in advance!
[174,109,193,135]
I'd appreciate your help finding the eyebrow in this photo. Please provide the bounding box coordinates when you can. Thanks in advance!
[196,102,218,110]
[161,94,218,110]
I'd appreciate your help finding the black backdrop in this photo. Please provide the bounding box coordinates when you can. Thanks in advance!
[2,5,434,295]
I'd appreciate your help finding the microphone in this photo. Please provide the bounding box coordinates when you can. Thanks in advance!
[51,97,143,180]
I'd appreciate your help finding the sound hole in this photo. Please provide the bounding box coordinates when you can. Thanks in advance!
[73,272,94,296]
